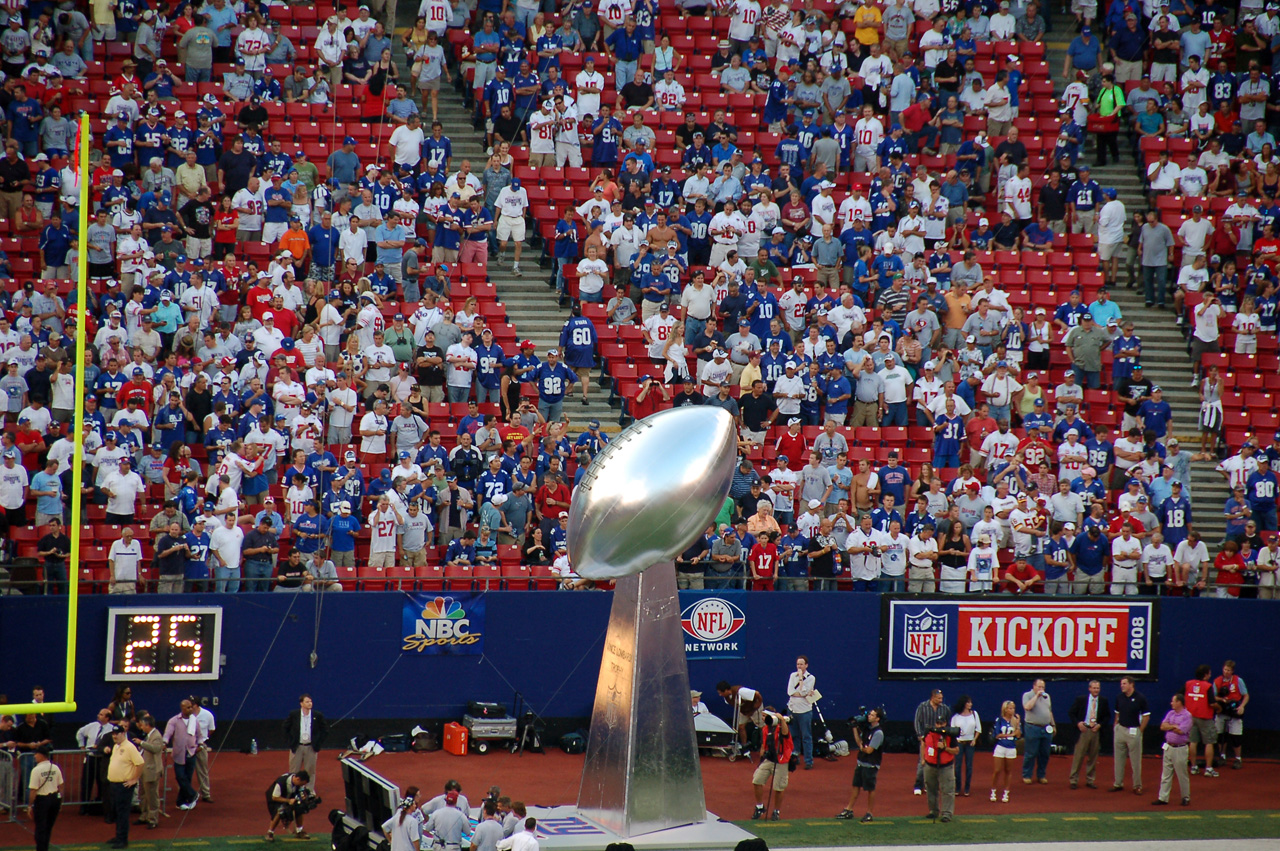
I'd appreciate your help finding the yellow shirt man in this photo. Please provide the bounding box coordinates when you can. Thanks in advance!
[853,5,884,47]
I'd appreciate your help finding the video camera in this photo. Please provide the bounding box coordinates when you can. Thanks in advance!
[291,788,323,817]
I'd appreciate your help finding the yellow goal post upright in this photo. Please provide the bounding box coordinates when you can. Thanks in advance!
[0,112,90,718]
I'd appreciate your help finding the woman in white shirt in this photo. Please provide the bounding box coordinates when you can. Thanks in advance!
[966,533,999,592]
[1232,296,1260,354]
[950,696,982,797]
[381,786,422,851]
[662,326,691,384]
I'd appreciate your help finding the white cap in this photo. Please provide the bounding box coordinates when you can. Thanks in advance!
[808,499,822,509]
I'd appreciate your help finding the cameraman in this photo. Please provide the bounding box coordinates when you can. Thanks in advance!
[265,770,313,841]
[913,689,950,795]
[751,708,792,822]
[836,707,883,823]
[1213,661,1249,770]
[922,717,959,822]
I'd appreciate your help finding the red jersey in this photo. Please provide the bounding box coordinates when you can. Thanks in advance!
[967,415,997,456]
[774,430,807,465]
[246,285,275,320]
[1213,552,1244,596]
[1017,435,1055,469]
[630,384,668,419]
[1212,674,1245,704]
[1254,237,1280,273]
[1107,514,1145,536]
[265,309,299,339]
[115,380,153,409]
[750,543,777,578]
[1184,678,1216,720]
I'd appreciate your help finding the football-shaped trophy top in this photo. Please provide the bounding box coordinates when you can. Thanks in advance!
[567,406,739,580]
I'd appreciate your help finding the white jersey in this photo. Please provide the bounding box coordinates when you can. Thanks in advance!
[728,0,761,41]
[1004,176,1033,219]
[1061,81,1089,125]
[232,187,266,230]
[235,26,269,72]
[369,507,400,553]
[528,110,557,154]
[839,194,872,227]
[854,117,884,157]
[418,0,451,33]
[597,0,633,28]
[555,106,582,146]
[709,210,745,245]
[654,79,686,110]
[574,69,604,119]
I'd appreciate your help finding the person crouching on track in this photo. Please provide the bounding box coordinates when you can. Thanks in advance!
[751,708,793,822]
[265,770,312,841]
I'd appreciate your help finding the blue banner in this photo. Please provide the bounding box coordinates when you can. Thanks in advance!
[679,591,748,659]
[401,593,486,655]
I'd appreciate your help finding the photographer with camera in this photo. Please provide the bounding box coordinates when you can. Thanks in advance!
[750,708,793,822]
[922,716,960,822]
[264,769,315,841]
[1213,661,1249,770]
[835,707,883,823]
[912,689,950,795]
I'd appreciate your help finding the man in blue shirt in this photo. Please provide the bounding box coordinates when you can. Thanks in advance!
[327,501,362,568]
[605,18,641,94]
[532,348,575,422]
[1069,523,1109,594]
[591,105,623,167]
[471,17,502,110]
[184,517,212,593]
[473,327,505,405]
[460,197,493,264]
[1066,165,1102,234]
[1138,386,1173,439]
[307,211,338,283]
[559,305,598,404]
[374,211,409,277]
[1158,483,1192,548]
[1245,456,1279,531]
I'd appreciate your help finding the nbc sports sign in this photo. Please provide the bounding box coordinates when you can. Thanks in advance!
[679,592,747,659]
[402,593,485,655]
[881,598,1157,678]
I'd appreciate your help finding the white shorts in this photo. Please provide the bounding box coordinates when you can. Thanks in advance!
[496,215,526,242]
[1098,241,1121,261]
[263,221,289,244]
[1215,715,1243,737]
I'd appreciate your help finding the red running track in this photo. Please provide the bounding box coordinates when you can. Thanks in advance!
[2,750,1275,846]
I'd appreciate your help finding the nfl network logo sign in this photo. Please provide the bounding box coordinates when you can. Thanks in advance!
[904,609,948,665]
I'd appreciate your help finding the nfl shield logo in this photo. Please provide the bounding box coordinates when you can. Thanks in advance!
[903,609,948,665]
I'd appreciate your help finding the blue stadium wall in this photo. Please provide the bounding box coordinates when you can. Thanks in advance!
[2,593,1277,750]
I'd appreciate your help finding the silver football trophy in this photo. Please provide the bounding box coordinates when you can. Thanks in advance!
[569,406,739,838]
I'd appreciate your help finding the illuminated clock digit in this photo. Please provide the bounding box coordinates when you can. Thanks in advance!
[167,614,203,674]
[124,616,161,673]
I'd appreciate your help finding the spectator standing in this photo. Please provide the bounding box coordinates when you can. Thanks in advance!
[1021,679,1054,784]
[1137,210,1175,310]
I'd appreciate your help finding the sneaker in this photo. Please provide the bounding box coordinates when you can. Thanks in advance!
[751,805,764,820]
[1204,768,1219,778]
[770,810,781,821]
[1002,790,1010,803]
[1182,797,1191,806]
[1233,758,1243,769]
[294,831,311,840]
[1151,799,1169,806]
[266,832,275,842]
[835,809,855,820]
[187,798,199,811]
[990,790,998,801]
[913,787,923,796]
[940,815,952,823]
[1190,765,1200,775]
[513,264,522,277]
[860,813,874,823]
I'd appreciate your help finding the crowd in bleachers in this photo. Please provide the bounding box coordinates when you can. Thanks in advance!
[0,0,1277,598]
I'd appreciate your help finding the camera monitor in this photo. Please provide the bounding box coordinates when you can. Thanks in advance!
[340,757,401,834]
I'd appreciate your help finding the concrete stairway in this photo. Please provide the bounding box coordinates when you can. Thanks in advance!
[1041,33,1227,541]
[391,17,622,434]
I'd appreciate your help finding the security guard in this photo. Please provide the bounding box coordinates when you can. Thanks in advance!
[28,744,63,851]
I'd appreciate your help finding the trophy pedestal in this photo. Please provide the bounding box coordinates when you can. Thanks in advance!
[576,564,706,838]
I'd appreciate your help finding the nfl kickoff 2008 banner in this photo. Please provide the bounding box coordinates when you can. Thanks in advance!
[881,597,1157,678]
[402,593,486,655]
[679,591,748,659]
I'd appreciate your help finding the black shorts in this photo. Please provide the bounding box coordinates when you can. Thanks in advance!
[852,765,878,790]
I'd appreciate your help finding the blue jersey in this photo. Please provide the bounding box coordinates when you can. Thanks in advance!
[554,219,579,259]
[1138,399,1173,438]
[136,121,168,165]
[485,78,515,114]
[1246,470,1278,511]
[1158,496,1192,546]
[105,125,135,168]
[1111,334,1141,380]
[533,362,575,402]
[933,414,965,457]
[292,513,324,553]
[878,464,912,505]
[774,137,805,172]
[1044,537,1070,579]
[591,116,622,164]
[869,507,903,534]
[1070,532,1109,575]
[476,469,513,503]
[559,316,597,369]
[749,291,780,341]
[830,123,855,167]
[1084,439,1114,474]
[184,531,211,578]
[1067,178,1101,211]
[790,121,818,158]
[474,341,506,388]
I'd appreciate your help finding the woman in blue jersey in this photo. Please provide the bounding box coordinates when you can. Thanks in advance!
[990,700,1020,803]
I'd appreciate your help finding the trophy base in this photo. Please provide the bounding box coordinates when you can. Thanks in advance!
[525,805,758,850]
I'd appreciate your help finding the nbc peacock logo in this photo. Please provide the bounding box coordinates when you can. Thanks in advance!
[403,596,482,652]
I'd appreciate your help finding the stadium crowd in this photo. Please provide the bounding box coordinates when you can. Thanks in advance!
[0,0,1275,599]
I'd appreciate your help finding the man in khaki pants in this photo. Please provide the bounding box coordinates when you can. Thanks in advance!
[285,695,328,792]
[1112,676,1150,794]
[134,715,164,829]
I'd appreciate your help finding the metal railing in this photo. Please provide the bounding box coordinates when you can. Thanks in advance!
[1,749,170,823]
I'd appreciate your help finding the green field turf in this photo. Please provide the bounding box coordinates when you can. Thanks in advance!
[6,810,1278,850]
[732,809,1280,847]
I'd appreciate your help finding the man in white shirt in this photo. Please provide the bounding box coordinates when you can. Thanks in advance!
[575,57,604,119]
[1110,526,1143,596]
[879,354,914,425]
[576,244,610,302]
[906,523,939,593]
[494,179,529,275]
[984,77,1013,136]
[527,100,558,167]
[708,199,746,268]
[853,106,885,172]
[445,331,478,403]
[358,399,390,459]
[328,373,358,445]
[553,99,583,167]
[108,526,145,594]
[1178,163,1208,197]
[231,177,265,240]
[101,456,143,523]
[846,515,887,590]
[1097,190,1128,287]
[1176,206,1213,265]
[388,113,425,170]
[367,495,404,569]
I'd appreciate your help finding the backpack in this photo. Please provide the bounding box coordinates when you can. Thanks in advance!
[559,731,586,754]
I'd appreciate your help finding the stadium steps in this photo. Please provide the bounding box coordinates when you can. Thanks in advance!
[1044,35,1228,543]
[392,18,624,433]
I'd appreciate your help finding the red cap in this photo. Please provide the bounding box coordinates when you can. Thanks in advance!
[445,791,459,804]
[965,481,980,491]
